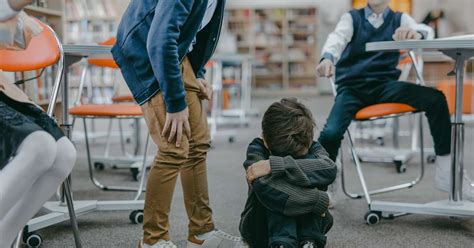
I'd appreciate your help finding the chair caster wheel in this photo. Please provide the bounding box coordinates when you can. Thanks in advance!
[23,232,43,248]
[130,168,139,181]
[94,162,105,171]
[427,154,436,164]
[229,136,235,143]
[365,211,381,225]
[130,210,144,224]
[395,161,406,173]
[376,137,384,146]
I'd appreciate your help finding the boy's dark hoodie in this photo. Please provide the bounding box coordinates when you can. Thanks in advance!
[239,138,337,247]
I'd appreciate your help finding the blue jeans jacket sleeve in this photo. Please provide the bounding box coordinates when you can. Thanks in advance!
[147,0,195,113]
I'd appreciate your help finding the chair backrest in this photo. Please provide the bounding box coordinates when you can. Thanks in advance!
[0,20,63,117]
[0,21,61,72]
[87,37,118,68]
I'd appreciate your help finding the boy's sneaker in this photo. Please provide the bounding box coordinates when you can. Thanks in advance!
[138,240,177,248]
[300,240,317,248]
[187,229,248,248]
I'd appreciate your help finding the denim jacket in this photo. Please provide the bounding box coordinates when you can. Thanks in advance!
[111,0,225,113]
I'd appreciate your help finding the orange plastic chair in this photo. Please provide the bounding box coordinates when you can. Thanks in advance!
[69,37,148,190]
[333,51,427,225]
[88,37,135,103]
[436,79,473,115]
[0,20,81,247]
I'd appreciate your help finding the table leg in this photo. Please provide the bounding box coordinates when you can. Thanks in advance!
[63,57,83,247]
[450,53,466,202]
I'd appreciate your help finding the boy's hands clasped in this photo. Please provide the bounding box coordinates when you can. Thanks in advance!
[246,160,271,184]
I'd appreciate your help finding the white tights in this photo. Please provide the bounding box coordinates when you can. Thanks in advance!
[0,131,76,245]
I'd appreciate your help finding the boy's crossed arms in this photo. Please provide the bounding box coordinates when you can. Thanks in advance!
[244,138,337,217]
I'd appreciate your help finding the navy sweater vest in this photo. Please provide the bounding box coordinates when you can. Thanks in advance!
[335,8,402,86]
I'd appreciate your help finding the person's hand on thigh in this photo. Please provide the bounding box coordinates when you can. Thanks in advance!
[162,107,191,147]
[197,78,212,100]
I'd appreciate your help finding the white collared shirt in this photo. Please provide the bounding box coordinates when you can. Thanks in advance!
[188,0,218,52]
[322,7,430,64]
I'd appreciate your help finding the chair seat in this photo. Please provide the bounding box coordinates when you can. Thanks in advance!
[69,104,142,117]
[355,103,416,121]
[112,95,135,103]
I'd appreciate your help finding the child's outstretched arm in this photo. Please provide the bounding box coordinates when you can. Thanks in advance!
[393,13,433,41]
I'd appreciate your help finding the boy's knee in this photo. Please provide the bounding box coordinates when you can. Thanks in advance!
[319,127,344,144]
[188,143,210,160]
[156,143,190,166]
[432,90,449,109]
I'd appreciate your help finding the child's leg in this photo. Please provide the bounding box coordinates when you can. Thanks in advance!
[0,137,76,245]
[296,212,334,247]
[0,131,57,218]
[266,210,298,248]
[376,81,474,199]
[318,90,367,161]
[378,81,451,156]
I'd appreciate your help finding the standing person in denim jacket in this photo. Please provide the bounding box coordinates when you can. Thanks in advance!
[112,1,245,247]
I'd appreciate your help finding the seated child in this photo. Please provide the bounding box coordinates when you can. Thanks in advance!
[240,98,337,248]
[316,0,473,200]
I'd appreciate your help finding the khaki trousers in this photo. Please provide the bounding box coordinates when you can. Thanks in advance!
[141,58,214,244]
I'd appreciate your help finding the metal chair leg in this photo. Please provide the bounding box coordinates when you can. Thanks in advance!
[347,131,372,205]
[134,134,150,201]
[340,145,362,199]
[83,118,147,192]
[342,114,426,202]
[63,177,82,247]
[12,229,23,248]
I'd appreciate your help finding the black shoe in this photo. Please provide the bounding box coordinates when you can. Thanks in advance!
[300,240,317,248]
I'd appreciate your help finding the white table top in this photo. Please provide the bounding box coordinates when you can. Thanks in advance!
[63,45,112,57]
[367,39,474,52]
[212,53,253,62]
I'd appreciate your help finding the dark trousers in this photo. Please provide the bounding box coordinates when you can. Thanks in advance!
[318,80,452,161]
[266,210,333,248]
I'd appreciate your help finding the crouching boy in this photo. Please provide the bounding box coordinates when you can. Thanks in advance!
[240,98,337,248]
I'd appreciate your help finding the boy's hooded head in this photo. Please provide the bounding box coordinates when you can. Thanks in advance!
[261,98,315,157]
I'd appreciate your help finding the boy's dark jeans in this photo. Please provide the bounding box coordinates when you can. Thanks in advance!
[266,210,333,248]
[318,80,452,161]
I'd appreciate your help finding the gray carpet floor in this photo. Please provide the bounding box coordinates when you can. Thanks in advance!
[31,96,474,247]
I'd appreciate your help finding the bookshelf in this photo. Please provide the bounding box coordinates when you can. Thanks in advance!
[24,0,64,39]
[225,2,319,95]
